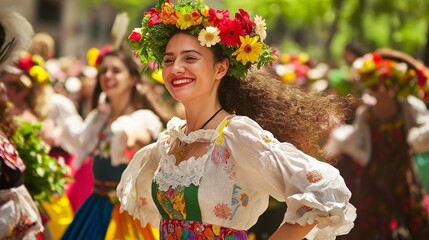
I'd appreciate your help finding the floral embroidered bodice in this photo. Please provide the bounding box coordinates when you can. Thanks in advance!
[0,134,26,189]
[118,116,357,240]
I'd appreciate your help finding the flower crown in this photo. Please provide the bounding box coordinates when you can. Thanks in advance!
[352,52,429,100]
[16,52,50,84]
[87,46,112,68]
[128,0,277,79]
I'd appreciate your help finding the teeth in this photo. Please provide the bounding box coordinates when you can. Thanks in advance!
[173,79,193,85]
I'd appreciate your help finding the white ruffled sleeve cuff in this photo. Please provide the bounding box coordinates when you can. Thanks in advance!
[117,143,161,227]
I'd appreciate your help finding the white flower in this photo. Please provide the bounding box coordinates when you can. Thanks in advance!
[254,15,267,42]
[198,26,221,47]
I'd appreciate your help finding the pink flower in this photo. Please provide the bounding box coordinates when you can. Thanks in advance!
[306,170,323,183]
[213,203,232,219]
[208,9,229,26]
[145,7,162,27]
[95,46,112,66]
[389,218,398,230]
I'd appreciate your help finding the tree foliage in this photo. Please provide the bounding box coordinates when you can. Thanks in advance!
[81,0,429,65]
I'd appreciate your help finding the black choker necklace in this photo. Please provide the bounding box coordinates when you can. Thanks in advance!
[175,108,223,161]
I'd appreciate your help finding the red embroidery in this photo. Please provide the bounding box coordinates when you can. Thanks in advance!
[140,197,147,206]
[306,170,323,183]
[214,203,232,219]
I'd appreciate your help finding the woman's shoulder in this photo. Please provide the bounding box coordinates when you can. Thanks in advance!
[223,114,263,131]
[221,114,273,142]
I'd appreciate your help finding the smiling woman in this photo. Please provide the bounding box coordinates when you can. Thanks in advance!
[117,1,356,240]
[61,49,163,240]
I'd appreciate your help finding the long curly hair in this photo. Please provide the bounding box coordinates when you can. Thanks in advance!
[209,42,349,162]
[0,97,16,140]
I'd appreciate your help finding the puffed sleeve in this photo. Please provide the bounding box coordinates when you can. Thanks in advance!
[117,142,161,227]
[223,116,356,240]
[49,94,84,153]
[405,95,429,152]
[111,109,163,166]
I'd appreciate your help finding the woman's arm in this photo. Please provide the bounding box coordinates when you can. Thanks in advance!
[270,222,317,240]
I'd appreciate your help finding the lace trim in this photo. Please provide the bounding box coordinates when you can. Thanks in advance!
[154,134,214,192]
[167,117,219,144]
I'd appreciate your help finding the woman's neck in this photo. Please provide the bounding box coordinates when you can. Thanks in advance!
[109,95,133,120]
[183,103,224,133]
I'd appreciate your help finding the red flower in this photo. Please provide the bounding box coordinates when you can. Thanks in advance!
[18,53,33,72]
[145,7,162,27]
[129,31,142,42]
[218,19,245,46]
[270,48,279,67]
[235,9,255,34]
[208,9,229,26]
[416,68,428,86]
[389,218,398,231]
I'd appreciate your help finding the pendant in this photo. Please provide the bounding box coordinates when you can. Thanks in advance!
[175,142,187,161]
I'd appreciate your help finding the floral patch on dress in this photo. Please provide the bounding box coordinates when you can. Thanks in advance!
[229,184,249,220]
[0,136,25,172]
[211,145,236,179]
[306,170,323,183]
[156,185,187,220]
[214,203,232,219]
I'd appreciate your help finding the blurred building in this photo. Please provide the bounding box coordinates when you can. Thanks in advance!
[11,0,118,59]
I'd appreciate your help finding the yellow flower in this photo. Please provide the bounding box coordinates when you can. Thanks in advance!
[87,48,99,67]
[151,69,164,84]
[360,60,376,74]
[176,9,193,30]
[198,27,220,47]
[232,35,263,65]
[29,66,49,84]
[200,6,209,17]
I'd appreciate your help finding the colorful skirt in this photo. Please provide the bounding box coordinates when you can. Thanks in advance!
[61,180,157,240]
[160,218,247,239]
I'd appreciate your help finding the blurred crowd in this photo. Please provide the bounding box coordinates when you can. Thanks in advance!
[1,4,429,240]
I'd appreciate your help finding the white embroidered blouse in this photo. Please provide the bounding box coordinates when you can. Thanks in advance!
[117,115,356,240]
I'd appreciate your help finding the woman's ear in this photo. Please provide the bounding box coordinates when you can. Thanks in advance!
[215,58,229,80]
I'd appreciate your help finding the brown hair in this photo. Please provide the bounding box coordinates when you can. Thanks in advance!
[208,42,348,162]
[91,49,169,126]
[0,98,16,140]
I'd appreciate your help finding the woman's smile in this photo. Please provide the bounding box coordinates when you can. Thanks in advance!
[171,77,195,87]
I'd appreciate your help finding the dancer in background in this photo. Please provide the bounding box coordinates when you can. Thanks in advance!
[118,1,356,239]
[62,48,162,240]
[328,49,429,239]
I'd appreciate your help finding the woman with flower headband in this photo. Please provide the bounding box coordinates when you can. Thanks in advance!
[1,52,83,239]
[117,1,356,239]
[327,48,429,239]
[0,3,45,239]
[61,48,163,240]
